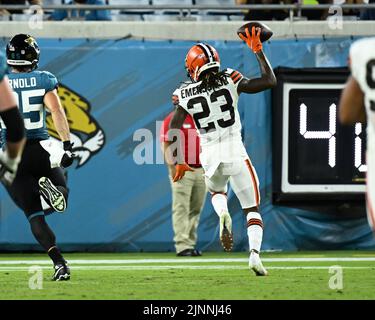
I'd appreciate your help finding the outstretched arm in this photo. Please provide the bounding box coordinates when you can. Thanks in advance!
[165,106,194,182]
[238,27,277,94]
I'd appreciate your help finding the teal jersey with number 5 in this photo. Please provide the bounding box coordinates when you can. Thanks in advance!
[3,70,58,142]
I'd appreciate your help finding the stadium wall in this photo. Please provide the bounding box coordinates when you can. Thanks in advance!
[0,35,374,252]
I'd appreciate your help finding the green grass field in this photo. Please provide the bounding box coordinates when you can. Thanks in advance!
[0,251,375,300]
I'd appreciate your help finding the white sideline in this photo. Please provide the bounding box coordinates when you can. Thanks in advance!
[0,265,373,272]
[0,257,375,265]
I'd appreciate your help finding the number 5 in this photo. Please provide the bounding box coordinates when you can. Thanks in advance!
[13,89,45,130]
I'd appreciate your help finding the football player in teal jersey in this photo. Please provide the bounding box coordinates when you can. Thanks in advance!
[0,52,26,185]
[4,34,75,281]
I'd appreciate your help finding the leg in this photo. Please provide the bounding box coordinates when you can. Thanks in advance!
[205,164,233,251]
[48,167,69,200]
[205,164,230,217]
[187,168,207,253]
[169,169,195,255]
[6,142,70,280]
[27,212,70,281]
[230,159,267,276]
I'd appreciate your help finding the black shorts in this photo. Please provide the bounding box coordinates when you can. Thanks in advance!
[5,139,68,218]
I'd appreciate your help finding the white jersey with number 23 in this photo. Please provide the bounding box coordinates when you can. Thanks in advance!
[174,68,248,178]
[350,37,375,229]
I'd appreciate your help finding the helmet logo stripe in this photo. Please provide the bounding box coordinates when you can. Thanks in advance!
[198,43,213,63]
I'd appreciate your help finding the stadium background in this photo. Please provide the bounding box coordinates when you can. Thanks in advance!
[1,9,375,252]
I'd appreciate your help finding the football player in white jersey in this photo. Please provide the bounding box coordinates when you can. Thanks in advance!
[339,37,375,232]
[165,27,276,276]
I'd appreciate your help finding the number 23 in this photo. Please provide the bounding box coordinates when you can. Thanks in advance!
[187,89,235,132]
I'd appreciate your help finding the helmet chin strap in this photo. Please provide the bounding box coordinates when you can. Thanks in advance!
[31,59,38,71]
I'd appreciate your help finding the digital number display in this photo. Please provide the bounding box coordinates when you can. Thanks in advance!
[287,87,366,186]
[272,67,366,203]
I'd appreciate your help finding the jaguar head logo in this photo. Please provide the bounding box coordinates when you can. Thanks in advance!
[46,84,105,168]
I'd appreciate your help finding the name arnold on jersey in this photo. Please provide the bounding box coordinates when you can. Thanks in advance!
[8,77,37,89]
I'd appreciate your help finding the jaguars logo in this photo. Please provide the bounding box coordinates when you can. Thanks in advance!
[24,36,35,46]
[46,84,105,168]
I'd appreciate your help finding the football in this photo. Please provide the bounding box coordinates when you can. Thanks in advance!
[237,22,273,43]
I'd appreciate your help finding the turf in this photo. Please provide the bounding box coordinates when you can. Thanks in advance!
[0,251,374,300]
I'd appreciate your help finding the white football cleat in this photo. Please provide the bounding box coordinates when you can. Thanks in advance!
[39,177,66,213]
[219,211,233,252]
[249,251,268,276]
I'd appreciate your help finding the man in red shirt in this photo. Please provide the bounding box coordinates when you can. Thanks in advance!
[160,96,207,256]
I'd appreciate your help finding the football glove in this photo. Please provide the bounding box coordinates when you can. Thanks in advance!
[0,151,21,186]
[238,26,262,54]
[173,163,194,182]
[61,141,76,168]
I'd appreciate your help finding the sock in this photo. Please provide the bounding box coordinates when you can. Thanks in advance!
[246,212,263,253]
[211,193,228,217]
[29,215,65,265]
[48,246,65,265]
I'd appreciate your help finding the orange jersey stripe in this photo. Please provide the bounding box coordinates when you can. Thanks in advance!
[232,74,242,84]
[230,71,239,80]
[245,159,260,206]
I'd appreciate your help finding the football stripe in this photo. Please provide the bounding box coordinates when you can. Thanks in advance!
[245,159,260,206]
[198,43,213,62]
[233,74,243,84]
[211,192,227,197]
[230,71,239,79]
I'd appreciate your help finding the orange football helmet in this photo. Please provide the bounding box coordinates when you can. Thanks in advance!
[185,43,220,82]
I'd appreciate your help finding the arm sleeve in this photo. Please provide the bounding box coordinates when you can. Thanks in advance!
[0,107,25,143]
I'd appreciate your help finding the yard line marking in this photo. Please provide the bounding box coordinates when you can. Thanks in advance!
[0,257,375,265]
[0,265,373,272]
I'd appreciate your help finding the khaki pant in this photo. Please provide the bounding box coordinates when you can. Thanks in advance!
[169,167,207,253]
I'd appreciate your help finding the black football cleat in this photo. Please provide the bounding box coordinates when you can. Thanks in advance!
[191,249,202,256]
[52,262,70,281]
[39,177,66,212]
[176,249,193,257]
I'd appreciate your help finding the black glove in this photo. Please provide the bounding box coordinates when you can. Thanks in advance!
[61,141,75,168]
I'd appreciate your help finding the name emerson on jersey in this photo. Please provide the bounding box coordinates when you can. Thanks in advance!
[179,77,229,99]
[8,76,37,89]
